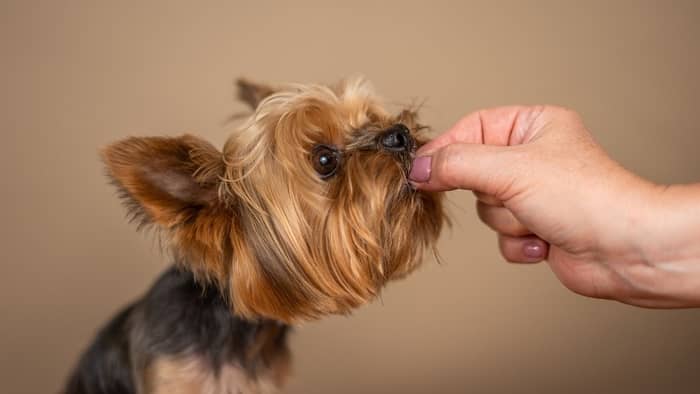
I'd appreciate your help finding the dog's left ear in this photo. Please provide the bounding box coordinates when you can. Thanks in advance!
[102,135,231,278]
[236,78,276,109]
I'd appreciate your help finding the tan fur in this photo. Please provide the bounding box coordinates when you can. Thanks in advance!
[102,76,445,324]
[144,355,286,394]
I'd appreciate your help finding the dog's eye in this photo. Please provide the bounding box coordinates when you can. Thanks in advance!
[312,145,339,179]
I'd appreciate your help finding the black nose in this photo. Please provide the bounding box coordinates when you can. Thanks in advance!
[381,124,413,152]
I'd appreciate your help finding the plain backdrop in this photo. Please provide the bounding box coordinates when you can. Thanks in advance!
[2,1,700,393]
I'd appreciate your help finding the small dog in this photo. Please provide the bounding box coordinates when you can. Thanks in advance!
[65,77,445,394]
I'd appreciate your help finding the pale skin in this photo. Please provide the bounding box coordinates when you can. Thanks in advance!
[409,106,700,308]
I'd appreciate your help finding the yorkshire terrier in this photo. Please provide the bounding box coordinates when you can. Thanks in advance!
[65,77,445,394]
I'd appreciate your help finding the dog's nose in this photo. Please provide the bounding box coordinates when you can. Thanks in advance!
[381,124,413,152]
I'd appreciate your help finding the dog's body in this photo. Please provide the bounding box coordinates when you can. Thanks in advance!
[66,266,290,394]
[65,77,444,393]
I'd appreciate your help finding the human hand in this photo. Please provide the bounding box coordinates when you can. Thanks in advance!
[410,106,700,308]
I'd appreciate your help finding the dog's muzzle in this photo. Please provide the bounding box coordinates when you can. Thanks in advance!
[380,124,414,153]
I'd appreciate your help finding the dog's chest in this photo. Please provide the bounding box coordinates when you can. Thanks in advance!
[145,356,284,394]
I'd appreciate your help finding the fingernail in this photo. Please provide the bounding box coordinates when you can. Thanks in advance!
[523,242,545,259]
[409,156,432,183]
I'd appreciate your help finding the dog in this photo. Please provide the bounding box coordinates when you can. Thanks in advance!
[64,77,445,394]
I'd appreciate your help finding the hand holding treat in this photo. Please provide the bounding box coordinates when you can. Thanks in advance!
[410,106,700,308]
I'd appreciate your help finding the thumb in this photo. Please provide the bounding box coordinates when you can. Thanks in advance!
[409,143,521,195]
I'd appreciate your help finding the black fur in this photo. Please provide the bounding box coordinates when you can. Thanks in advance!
[64,265,290,394]
[64,305,136,394]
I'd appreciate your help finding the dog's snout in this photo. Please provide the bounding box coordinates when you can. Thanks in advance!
[381,124,412,152]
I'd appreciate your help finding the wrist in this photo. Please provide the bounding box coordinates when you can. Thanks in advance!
[642,183,700,265]
[624,183,700,306]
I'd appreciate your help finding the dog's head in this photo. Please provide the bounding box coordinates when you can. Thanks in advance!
[103,77,445,323]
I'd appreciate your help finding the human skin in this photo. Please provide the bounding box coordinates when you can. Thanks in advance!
[409,106,700,308]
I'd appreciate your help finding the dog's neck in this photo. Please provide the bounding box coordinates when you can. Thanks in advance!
[136,266,291,376]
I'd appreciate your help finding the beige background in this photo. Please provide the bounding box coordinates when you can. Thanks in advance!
[2,1,700,393]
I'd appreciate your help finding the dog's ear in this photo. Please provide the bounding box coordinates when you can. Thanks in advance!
[102,135,232,280]
[236,78,276,109]
[101,135,225,227]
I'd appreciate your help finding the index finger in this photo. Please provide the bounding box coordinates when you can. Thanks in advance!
[418,105,545,155]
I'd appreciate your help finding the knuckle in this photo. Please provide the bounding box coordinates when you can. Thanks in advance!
[478,204,521,235]
[456,114,475,130]
[548,105,583,124]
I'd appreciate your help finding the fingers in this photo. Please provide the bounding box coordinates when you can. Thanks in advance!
[473,191,502,206]
[498,234,549,263]
[410,106,550,192]
[417,106,546,155]
[409,142,518,194]
[476,198,547,263]
[476,201,530,237]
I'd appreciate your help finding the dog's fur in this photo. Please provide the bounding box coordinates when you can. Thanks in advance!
[64,77,445,394]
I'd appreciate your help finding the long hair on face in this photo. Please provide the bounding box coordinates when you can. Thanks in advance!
[102,76,445,324]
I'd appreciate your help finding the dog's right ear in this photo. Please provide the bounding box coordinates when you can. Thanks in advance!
[101,135,233,281]
[236,78,277,109]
